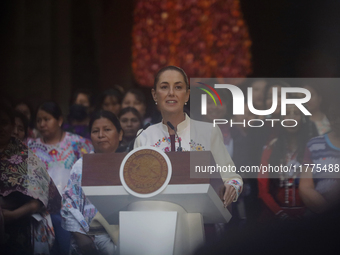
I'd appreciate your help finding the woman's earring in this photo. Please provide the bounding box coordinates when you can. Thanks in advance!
[185,102,187,105]
[155,101,157,105]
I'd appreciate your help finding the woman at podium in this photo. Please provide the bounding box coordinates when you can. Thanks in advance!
[134,66,243,206]
[61,110,122,255]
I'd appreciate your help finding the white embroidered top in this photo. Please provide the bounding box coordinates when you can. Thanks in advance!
[134,114,243,201]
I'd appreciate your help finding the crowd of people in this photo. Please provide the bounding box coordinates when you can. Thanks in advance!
[1,67,340,254]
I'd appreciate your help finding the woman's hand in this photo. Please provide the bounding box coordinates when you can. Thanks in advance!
[222,184,236,208]
[1,199,43,224]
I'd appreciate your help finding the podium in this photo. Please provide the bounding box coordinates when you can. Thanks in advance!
[82,151,231,255]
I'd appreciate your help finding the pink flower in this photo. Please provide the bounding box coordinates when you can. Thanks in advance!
[8,155,23,164]
[164,147,170,152]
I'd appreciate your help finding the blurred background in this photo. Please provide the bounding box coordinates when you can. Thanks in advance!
[1,0,340,115]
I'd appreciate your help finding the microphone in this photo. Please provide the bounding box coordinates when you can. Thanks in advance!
[127,123,150,152]
[167,121,182,152]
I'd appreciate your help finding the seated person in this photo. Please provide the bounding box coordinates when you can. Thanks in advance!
[61,110,122,255]
[0,103,61,254]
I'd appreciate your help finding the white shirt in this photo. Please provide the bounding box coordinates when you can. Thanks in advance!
[134,114,243,200]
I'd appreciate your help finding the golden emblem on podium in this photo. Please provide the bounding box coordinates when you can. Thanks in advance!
[120,147,172,198]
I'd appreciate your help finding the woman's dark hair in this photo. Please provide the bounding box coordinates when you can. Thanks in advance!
[89,110,122,133]
[154,66,189,90]
[14,100,35,128]
[71,88,93,107]
[37,101,63,120]
[118,107,142,125]
[95,88,123,110]
[269,119,312,168]
[13,110,29,138]
[268,103,318,194]
[123,89,146,106]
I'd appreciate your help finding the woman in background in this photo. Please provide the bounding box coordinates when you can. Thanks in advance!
[117,107,142,152]
[299,97,340,215]
[72,89,93,109]
[62,110,122,254]
[12,110,29,144]
[121,88,151,124]
[247,81,292,168]
[15,100,38,139]
[258,104,317,220]
[0,103,60,254]
[28,101,93,193]
[28,101,93,255]
[96,89,123,116]
[63,104,91,140]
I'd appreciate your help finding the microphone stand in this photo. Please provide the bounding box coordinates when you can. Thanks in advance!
[167,121,182,152]
[127,123,150,152]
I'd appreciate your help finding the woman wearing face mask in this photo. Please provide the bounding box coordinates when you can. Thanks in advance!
[0,103,61,254]
[134,66,243,207]
[12,110,29,144]
[62,110,123,255]
[258,104,317,220]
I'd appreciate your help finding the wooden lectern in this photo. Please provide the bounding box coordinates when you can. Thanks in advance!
[82,151,231,255]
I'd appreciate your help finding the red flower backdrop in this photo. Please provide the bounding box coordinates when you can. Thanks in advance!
[132,0,252,87]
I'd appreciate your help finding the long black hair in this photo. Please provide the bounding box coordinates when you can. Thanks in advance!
[37,101,63,120]
[118,107,142,125]
[14,110,29,138]
[95,88,123,111]
[89,110,122,134]
[268,109,318,194]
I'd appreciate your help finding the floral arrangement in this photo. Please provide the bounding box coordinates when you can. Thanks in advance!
[132,0,252,87]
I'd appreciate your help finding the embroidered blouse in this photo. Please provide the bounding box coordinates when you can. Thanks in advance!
[61,157,97,235]
[28,132,93,194]
[0,137,61,254]
[134,114,243,201]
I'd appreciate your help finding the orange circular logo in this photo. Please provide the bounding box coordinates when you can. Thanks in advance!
[122,149,169,194]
